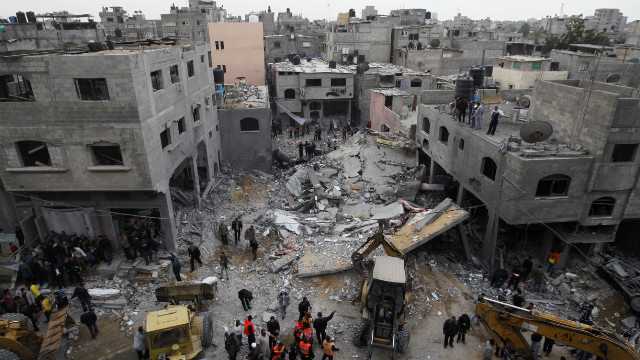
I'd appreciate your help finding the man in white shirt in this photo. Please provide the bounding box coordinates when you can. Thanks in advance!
[487,106,506,135]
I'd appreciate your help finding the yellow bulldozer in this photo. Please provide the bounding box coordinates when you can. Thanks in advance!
[145,279,217,360]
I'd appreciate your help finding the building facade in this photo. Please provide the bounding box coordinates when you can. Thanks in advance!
[323,22,393,64]
[209,22,265,86]
[492,55,569,89]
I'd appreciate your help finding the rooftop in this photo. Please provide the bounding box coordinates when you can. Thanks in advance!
[221,85,269,109]
[371,88,410,96]
[355,62,430,76]
[273,60,353,74]
[494,55,551,62]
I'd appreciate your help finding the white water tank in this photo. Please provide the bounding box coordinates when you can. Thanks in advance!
[249,14,259,22]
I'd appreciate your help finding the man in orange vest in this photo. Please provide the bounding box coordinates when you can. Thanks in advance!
[293,320,303,342]
[244,315,256,345]
[302,322,313,345]
[322,336,339,360]
[272,341,287,360]
[298,338,314,360]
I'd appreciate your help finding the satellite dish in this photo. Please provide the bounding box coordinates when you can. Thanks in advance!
[520,121,553,144]
[429,39,441,48]
[414,57,426,67]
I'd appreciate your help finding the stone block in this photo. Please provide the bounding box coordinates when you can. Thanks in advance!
[558,282,572,300]
[551,274,566,286]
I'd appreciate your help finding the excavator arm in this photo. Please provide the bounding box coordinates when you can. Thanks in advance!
[351,227,405,265]
[476,298,640,360]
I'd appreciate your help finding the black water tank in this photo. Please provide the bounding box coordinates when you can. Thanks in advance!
[426,11,431,19]
[16,12,27,24]
[417,42,423,50]
[213,68,225,84]
[347,54,354,63]
[114,28,123,38]
[358,55,365,63]
[287,53,297,62]
[455,76,474,100]
[329,60,337,69]
[26,11,36,23]
[349,9,356,18]
[454,29,460,36]
[353,49,359,57]
[292,56,301,65]
[469,66,484,88]
[483,65,493,77]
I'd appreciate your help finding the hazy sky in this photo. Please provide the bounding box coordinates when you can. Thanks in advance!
[1,0,638,23]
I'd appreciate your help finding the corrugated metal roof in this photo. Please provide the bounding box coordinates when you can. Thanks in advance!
[372,256,405,284]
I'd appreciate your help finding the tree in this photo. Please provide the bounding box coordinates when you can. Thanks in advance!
[541,15,611,53]
[532,28,546,44]
[518,23,531,38]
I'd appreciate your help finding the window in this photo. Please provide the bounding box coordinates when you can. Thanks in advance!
[422,139,429,150]
[170,65,180,84]
[220,41,224,50]
[198,31,204,37]
[200,55,205,63]
[0,74,35,102]
[421,117,430,133]
[187,60,195,77]
[611,144,638,162]
[74,78,110,101]
[150,70,163,91]
[589,197,615,216]
[306,79,322,86]
[208,51,212,67]
[579,62,589,71]
[401,31,408,36]
[222,65,226,73]
[177,117,186,134]
[385,96,393,109]
[513,62,521,69]
[459,139,465,151]
[531,61,542,70]
[215,41,220,50]
[192,104,201,122]
[381,124,390,132]
[331,78,347,86]
[481,157,497,180]
[240,117,260,132]
[439,126,449,144]
[535,174,570,197]
[107,17,114,22]
[160,128,171,149]
[284,89,296,99]
[90,142,123,166]
[309,102,321,110]
[606,74,621,83]
[302,42,311,48]
[274,41,281,49]
[16,140,51,167]
[410,78,422,87]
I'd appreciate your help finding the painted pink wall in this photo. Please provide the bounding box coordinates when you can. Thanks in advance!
[370,91,403,133]
[209,23,265,86]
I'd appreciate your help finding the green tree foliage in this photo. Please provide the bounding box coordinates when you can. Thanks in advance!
[541,16,611,53]
[519,23,531,38]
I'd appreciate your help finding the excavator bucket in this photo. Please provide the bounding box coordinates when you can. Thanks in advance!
[155,280,217,305]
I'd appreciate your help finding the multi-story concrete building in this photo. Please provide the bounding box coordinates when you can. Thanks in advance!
[323,21,393,64]
[218,86,272,173]
[626,21,640,47]
[209,23,265,86]
[492,55,568,89]
[277,9,309,35]
[161,0,224,45]
[549,50,640,88]
[361,6,378,22]
[387,9,429,26]
[0,21,105,52]
[587,8,627,32]
[0,42,221,250]
[416,79,640,269]
[99,7,160,41]
[264,34,323,63]
[272,60,355,129]
[451,39,506,68]
[539,16,569,36]
[245,8,276,36]
[390,25,449,59]
[394,48,462,77]
[451,13,473,31]
[369,88,413,133]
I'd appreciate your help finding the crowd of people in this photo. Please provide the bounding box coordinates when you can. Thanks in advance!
[224,291,339,360]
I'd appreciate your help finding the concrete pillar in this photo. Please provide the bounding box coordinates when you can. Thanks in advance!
[159,191,178,251]
[591,242,605,254]
[456,186,465,206]
[191,157,201,208]
[429,159,436,184]
[540,230,554,263]
[480,210,495,265]
[557,243,571,270]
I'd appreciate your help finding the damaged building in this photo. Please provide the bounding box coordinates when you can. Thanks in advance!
[416,79,640,270]
[0,42,221,250]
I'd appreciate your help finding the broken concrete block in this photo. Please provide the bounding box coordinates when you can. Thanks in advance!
[621,316,637,329]
[296,252,352,277]
[263,312,276,323]
[270,252,299,273]
[371,202,405,220]
[551,274,566,286]
[558,282,572,300]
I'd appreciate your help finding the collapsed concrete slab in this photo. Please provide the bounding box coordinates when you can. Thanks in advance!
[270,252,299,273]
[296,251,352,277]
[371,201,405,220]
[274,211,301,234]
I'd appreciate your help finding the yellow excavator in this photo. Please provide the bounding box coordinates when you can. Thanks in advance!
[351,220,405,269]
[476,298,640,360]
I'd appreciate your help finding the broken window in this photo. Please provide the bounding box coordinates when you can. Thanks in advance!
[215,41,220,50]
[284,88,296,99]
[90,142,123,166]
[208,51,212,67]
[170,65,180,84]
[606,74,621,83]
[306,79,322,87]
[611,144,637,162]
[439,126,449,145]
[385,96,393,109]
[160,128,171,149]
[74,78,110,101]
[422,117,430,133]
[16,140,51,167]
[187,60,195,77]
[410,78,422,87]
[240,117,260,132]
[481,157,497,180]
[274,41,281,49]
[192,104,201,122]
[178,117,186,134]
[395,81,402,88]
[422,139,429,150]
[589,197,615,216]
[150,70,163,91]
[331,78,347,86]
[459,138,465,151]
[220,41,225,50]
[0,74,35,102]
[535,174,570,197]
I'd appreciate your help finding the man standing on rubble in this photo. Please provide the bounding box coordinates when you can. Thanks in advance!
[188,244,202,272]
[521,255,534,282]
[313,310,336,345]
[71,282,93,311]
[532,265,548,292]
[232,217,243,244]
[443,316,458,348]
[244,225,255,248]
[298,142,304,160]
[160,253,182,281]
[244,315,256,346]
[249,234,259,261]
[257,329,270,358]
[80,306,99,339]
[220,251,230,279]
[456,313,470,344]
[219,221,229,244]
[298,297,311,322]
[547,250,559,277]
[278,289,290,320]
[267,315,280,350]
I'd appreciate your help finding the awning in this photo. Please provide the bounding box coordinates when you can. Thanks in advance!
[276,102,307,125]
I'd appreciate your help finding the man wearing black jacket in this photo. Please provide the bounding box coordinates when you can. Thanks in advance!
[267,315,280,349]
[456,314,470,344]
[188,245,202,272]
[313,310,336,345]
[298,297,311,321]
[443,316,458,348]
